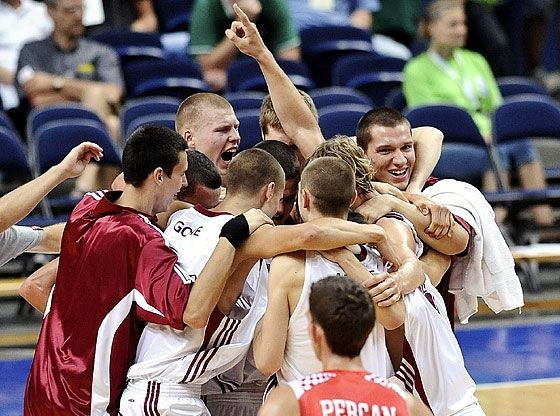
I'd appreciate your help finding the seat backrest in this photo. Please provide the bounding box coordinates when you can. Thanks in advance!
[433,143,490,186]
[310,87,372,109]
[227,58,314,92]
[405,104,487,146]
[121,96,181,139]
[237,109,262,151]
[34,120,121,173]
[89,30,165,62]
[123,58,205,96]
[224,91,267,112]
[125,113,177,138]
[493,95,560,144]
[27,104,104,141]
[0,110,17,132]
[0,126,31,175]
[318,103,371,139]
[497,77,548,98]
[332,54,406,86]
[154,0,194,32]
[385,88,407,112]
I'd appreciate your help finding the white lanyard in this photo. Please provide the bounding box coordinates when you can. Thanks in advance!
[428,49,483,110]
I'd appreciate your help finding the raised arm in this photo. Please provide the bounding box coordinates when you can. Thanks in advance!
[407,127,443,194]
[0,142,103,232]
[253,252,303,376]
[419,248,451,287]
[226,4,323,159]
[237,217,387,260]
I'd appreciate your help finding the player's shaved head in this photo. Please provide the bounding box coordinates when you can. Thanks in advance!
[227,148,285,196]
[301,157,355,217]
[175,93,233,134]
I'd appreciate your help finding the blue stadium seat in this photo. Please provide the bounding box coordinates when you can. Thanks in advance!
[154,0,194,32]
[300,25,375,87]
[123,59,209,99]
[27,104,104,143]
[125,114,176,139]
[405,104,497,187]
[224,91,267,112]
[0,126,31,179]
[237,109,262,151]
[89,30,165,63]
[318,103,370,139]
[0,110,17,132]
[121,96,181,141]
[227,58,315,92]
[497,77,549,98]
[332,54,406,106]
[385,88,407,112]
[309,87,372,109]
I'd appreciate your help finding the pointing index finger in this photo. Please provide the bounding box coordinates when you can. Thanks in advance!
[233,3,251,25]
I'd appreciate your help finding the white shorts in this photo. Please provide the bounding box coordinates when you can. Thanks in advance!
[204,382,266,416]
[451,399,486,416]
[119,379,210,416]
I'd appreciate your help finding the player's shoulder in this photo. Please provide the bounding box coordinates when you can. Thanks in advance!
[364,373,408,396]
[295,371,338,392]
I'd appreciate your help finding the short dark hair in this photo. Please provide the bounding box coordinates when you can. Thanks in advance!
[301,157,355,217]
[254,140,300,182]
[177,150,221,199]
[259,90,318,135]
[356,107,410,151]
[227,148,285,196]
[122,124,187,187]
[310,276,375,357]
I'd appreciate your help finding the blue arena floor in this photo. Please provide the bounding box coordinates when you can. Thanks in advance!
[2,317,560,415]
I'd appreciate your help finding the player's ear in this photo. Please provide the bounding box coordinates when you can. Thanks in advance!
[153,167,165,185]
[350,190,358,207]
[183,130,195,149]
[301,188,311,209]
[265,182,275,200]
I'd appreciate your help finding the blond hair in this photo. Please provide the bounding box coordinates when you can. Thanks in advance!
[308,135,375,196]
[259,90,318,135]
[175,93,232,134]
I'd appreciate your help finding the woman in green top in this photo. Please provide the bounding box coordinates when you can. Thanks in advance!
[403,0,553,225]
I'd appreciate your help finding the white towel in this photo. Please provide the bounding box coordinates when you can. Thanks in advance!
[423,179,524,323]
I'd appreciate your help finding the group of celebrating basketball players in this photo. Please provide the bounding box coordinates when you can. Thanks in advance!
[9,5,523,416]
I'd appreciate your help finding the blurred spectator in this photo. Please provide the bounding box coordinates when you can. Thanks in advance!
[287,0,380,31]
[84,0,158,35]
[15,0,124,141]
[403,0,554,225]
[189,0,300,91]
[0,0,52,130]
[373,0,421,48]
[464,0,512,77]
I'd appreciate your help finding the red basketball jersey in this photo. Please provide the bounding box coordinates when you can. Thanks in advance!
[287,370,409,416]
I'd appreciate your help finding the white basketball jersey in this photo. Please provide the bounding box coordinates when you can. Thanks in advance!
[384,214,479,416]
[278,246,391,385]
[126,205,268,386]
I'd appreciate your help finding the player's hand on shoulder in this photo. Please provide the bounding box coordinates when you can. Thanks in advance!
[408,194,454,239]
[355,194,397,224]
[243,208,273,233]
[363,272,402,307]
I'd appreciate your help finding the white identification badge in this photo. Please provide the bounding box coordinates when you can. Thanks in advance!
[310,0,335,11]
[83,0,105,26]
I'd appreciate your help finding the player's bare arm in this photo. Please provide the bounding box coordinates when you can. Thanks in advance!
[183,208,272,328]
[257,384,300,416]
[419,249,452,287]
[321,248,405,330]
[356,194,468,255]
[376,217,425,294]
[0,142,102,232]
[226,4,324,158]
[253,252,304,377]
[236,217,387,261]
[29,223,65,254]
[407,127,443,194]
[19,257,59,313]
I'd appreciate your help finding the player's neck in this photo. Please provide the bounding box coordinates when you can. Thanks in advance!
[215,195,258,216]
[322,354,364,372]
[116,185,157,216]
[306,211,346,222]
